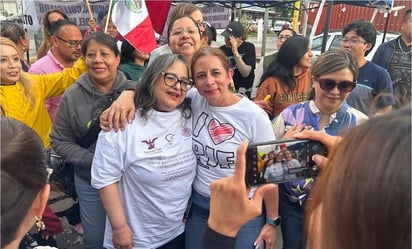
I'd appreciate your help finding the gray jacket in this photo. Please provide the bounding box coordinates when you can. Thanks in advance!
[51,71,135,184]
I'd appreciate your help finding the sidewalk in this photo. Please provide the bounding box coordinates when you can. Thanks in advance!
[248,35,278,58]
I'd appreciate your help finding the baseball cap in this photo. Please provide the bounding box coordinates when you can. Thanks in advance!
[221,21,244,38]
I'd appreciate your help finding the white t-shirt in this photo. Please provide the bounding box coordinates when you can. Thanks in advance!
[264,162,284,182]
[91,109,196,248]
[188,89,275,197]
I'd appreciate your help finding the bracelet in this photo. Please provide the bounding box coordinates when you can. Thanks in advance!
[233,53,240,58]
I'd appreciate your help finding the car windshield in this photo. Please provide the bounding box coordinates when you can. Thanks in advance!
[311,34,331,51]
[330,35,341,49]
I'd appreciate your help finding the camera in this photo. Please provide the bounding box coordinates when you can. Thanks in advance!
[245,139,328,186]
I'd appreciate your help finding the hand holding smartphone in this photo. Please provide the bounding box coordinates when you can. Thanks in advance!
[246,139,328,186]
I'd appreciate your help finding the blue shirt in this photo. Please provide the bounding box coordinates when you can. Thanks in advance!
[346,61,395,115]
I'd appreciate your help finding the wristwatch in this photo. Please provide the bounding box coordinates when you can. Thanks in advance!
[266,216,282,227]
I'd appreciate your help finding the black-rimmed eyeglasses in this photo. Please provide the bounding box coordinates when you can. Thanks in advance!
[54,36,82,48]
[161,72,193,91]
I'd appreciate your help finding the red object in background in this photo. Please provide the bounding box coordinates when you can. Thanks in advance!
[146,0,172,35]
[305,0,412,35]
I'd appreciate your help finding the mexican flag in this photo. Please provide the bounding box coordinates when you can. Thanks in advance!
[112,0,169,53]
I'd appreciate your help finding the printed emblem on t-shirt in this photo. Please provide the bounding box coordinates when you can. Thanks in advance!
[208,119,235,145]
[141,137,158,150]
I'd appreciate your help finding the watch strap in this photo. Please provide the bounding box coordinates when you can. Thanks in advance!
[266,216,281,227]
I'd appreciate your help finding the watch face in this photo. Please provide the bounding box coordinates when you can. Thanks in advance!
[274,217,281,226]
[267,217,282,226]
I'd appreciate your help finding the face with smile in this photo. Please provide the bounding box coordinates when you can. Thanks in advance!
[168,16,201,60]
[85,39,120,88]
[192,54,234,107]
[153,60,189,112]
[297,47,313,69]
[105,21,119,39]
[1,44,21,85]
[313,68,354,113]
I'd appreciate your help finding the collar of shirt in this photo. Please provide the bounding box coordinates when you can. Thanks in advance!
[308,100,338,127]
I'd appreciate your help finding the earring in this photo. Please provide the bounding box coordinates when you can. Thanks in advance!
[35,215,45,231]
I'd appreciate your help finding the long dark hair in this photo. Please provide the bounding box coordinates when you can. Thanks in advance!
[1,117,49,246]
[259,36,309,91]
[120,39,136,64]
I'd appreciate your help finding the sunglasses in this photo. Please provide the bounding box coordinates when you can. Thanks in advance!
[314,77,356,93]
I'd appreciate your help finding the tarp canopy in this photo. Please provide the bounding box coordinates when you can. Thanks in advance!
[175,0,392,9]
[176,0,393,55]
[176,1,295,9]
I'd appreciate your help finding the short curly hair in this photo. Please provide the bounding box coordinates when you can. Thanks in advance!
[342,19,377,56]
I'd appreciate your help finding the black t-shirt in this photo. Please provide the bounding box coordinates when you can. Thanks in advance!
[220,41,256,89]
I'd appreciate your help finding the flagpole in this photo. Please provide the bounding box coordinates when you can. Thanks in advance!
[104,0,113,34]
[85,0,96,32]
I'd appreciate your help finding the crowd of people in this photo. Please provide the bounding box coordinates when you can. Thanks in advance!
[1,3,410,249]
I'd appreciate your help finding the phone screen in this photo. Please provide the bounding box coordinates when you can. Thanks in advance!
[246,139,327,186]
[255,240,265,249]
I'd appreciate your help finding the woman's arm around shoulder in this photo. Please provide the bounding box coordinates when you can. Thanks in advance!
[30,57,86,99]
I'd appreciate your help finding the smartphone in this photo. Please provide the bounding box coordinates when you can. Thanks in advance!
[255,240,265,249]
[246,139,328,186]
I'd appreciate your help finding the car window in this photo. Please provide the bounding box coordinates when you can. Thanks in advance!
[330,34,341,49]
[311,34,331,51]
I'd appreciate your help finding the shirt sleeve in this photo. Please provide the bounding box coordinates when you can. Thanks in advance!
[30,57,86,99]
[272,114,287,140]
[241,42,256,70]
[91,129,127,189]
[250,105,276,142]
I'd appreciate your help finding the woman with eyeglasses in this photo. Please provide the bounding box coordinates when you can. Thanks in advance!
[167,14,202,70]
[272,49,368,249]
[50,32,135,248]
[90,53,196,249]
[254,36,313,120]
[148,3,205,65]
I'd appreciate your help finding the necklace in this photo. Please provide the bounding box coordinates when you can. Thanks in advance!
[398,38,412,54]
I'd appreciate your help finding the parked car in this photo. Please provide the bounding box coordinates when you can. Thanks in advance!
[273,20,290,32]
[311,30,399,62]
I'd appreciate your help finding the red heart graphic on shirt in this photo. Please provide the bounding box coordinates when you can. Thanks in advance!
[208,119,235,145]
